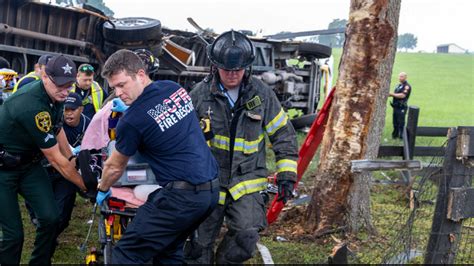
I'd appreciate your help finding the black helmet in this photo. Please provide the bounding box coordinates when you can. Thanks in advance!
[207,30,255,70]
[133,49,159,74]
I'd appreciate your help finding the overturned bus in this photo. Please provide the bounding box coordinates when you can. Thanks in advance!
[0,0,332,127]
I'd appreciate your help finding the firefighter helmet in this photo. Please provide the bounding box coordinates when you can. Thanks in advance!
[207,30,255,70]
[133,49,159,74]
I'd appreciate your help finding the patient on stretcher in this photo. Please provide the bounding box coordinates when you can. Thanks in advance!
[106,141,162,208]
[80,100,161,208]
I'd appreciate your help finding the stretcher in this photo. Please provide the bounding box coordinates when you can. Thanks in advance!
[85,185,163,264]
[85,196,137,265]
[81,146,160,265]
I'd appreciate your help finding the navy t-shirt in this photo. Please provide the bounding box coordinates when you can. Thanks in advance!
[115,80,218,185]
[63,113,90,147]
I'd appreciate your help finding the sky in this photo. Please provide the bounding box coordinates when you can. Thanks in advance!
[96,0,473,53]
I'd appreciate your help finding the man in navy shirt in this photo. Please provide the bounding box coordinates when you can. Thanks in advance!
[63,92,91,148]
[96,49,219,264]
[51,92,91,245]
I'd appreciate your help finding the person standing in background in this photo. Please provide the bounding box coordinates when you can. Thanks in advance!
[71,63,107,119]
[389,72,412,139]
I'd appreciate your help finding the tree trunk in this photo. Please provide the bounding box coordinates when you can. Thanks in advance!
[306,0,401,236]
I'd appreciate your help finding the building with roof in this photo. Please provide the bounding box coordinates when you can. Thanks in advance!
[436,43,468,54]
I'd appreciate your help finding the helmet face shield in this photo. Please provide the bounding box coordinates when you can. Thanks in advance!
[208,30,255,70]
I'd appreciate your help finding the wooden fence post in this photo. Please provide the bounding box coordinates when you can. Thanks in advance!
[424,127,474,264]
[406,106,419,160]
[400,106,419,184]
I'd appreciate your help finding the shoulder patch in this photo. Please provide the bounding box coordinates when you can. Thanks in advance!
[35,111,52,133]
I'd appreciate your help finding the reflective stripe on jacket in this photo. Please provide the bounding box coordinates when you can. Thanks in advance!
[190,76,298,202]
[12,71,40,93]
[71,81,104,112]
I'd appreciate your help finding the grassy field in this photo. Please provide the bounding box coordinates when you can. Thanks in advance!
[330,48,474,146]
[17,50,474,264]
[263,50,474,263]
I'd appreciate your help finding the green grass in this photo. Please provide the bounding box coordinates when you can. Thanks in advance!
[330,49,474,146]
[18,196,98,264]
[16,51,474,264]
[262,50,473,263]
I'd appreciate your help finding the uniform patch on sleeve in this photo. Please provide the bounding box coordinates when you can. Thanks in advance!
[35,111,52,133]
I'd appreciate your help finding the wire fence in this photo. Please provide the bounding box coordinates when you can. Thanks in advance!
[453,165,473,264]
[457,217,474,263]
[369,152,443,264]
[371,135,474,264]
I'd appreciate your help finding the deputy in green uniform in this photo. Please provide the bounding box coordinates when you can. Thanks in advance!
[0,55,87,264]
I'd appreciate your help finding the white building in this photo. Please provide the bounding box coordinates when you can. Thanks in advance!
[436,43,468,54]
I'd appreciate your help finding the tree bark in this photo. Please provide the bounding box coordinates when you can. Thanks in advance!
[306,0,401,235]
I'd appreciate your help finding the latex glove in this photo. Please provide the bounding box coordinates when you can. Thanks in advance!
[72,145,81,155]
[96,189,111,206]
[277,180,295,204]
[111,98,129,112]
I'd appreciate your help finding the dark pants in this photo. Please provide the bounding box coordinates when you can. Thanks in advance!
[51,177,77,239]
[111,181,218,264]
[26,174,78,239]
[392,106,407,139]
[0,162,60,264]
[185,192,267,264]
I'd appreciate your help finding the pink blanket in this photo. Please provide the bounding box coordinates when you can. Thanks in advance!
[110,187,145,208]
[81,101,113,150]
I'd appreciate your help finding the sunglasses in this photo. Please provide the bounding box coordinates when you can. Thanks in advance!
[79,65,94,72]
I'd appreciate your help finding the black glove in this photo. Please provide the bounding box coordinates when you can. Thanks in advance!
[277,180,295,204]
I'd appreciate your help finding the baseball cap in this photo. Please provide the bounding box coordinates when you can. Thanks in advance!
[45,55,77,87]
[38,54,52,66]
[64,92,82,110]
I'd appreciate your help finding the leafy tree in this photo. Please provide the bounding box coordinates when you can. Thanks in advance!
[318,18,347,48]
[397,33,417,52]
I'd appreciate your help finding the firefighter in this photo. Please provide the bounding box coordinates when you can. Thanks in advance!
[389,72,412,139]
[12,54,52,93]
[95,49,219,264]
[70,63,107,119]
[0,65,18,104]
[0,55,88,264]
[185,30,299,264]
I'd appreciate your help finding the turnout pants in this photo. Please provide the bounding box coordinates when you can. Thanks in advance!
[392,106,407,139]
[185,191,267,264]
[112,180,219,264]
[0,162,60,264]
